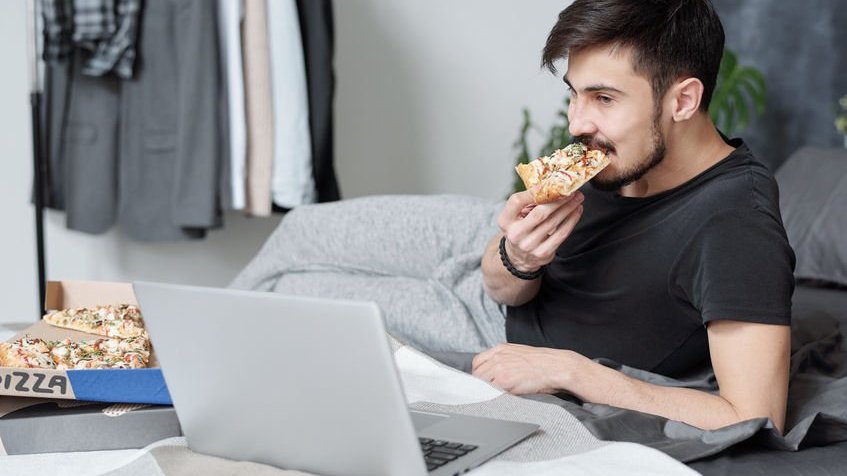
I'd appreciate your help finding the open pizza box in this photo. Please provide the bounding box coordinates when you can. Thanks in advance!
[0,281,172,405]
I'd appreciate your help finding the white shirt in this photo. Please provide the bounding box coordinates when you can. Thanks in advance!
[266,0,316,208]
[217,0,247,210]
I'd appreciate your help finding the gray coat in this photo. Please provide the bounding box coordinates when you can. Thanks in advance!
[44,0,226,241]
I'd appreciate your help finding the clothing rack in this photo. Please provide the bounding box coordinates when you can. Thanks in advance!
[26,0,47,319]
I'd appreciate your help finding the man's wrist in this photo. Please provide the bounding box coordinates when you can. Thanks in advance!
[552,350,591,393]
[499,236,544,280]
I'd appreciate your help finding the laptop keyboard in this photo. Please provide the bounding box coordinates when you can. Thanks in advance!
[419,437,478,472]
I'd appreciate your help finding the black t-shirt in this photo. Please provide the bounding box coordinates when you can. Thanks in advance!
[506,140,795,377]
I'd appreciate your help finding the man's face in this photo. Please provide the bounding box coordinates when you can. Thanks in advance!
[564,45,667,191]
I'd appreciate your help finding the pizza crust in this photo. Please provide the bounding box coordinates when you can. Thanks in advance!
[43,310,78,332]
[515,162,542,189]
[0,343,28,368]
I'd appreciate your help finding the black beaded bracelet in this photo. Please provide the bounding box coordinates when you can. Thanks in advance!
[498,236,544,280]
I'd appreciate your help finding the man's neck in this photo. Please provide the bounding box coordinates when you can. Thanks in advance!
[619,116,735,198]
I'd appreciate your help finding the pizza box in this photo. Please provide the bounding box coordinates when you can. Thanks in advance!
[0,397,181,455]
[0,281,172,405]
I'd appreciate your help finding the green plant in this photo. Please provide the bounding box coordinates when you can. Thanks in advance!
[708,49,767,135]
[836,95,847,137]
[512,48,767,194]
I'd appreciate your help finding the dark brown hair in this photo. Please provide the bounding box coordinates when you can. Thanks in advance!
[542,0,725,112]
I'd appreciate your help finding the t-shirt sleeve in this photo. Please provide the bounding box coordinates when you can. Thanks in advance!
[672,208,796,325]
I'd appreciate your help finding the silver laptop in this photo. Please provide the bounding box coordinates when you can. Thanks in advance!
[133,282,538,476]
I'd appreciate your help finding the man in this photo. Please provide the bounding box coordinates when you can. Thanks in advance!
[473,0,795,433]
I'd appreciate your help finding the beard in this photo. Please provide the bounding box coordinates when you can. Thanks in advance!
[578,113,667,192]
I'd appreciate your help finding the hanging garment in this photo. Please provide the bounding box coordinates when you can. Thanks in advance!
[46,51,122,234]
[41,0,142,79]
[217,0,247,211]
[71,0,117,43]
[79,0,142,79]
[41,0,74,61]
[295,0,341,203]
[267,0,316,209]
[42,59,71,211]
[241,0,274,216]
[43,0,226,241]
[117,0,224,240]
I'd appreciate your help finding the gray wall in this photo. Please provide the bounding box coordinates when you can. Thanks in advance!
[713,0,847,171]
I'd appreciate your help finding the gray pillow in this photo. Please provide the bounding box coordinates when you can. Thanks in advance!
[775,147,847,286]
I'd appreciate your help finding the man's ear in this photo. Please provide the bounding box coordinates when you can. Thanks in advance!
[669,78,704,122]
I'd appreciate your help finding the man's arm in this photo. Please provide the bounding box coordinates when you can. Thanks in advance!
[480,233,542,306]
[472,320,790,433]
[482,190,584,306]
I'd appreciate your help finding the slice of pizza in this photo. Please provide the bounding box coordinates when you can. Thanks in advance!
[51,336,151,370]
[43,304,147,339]
[515,143,610,204]
[0,335,151,370]
[0,336,57,369]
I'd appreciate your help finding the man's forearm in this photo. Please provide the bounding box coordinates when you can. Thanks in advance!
[565,357,782,433]
[481,233,542,306]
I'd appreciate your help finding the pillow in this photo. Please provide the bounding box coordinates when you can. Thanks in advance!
[775,147,847,287]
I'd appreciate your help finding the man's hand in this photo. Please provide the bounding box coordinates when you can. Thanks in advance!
[471,343,587,395]
[481,189,584,306]
[499,189,584,272]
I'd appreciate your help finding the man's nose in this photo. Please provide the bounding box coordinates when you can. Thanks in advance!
[568,101,597,137]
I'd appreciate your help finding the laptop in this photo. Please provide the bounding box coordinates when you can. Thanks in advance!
[133,281,539,476]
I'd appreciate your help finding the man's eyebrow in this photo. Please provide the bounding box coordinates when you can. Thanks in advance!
[563,75,627,96]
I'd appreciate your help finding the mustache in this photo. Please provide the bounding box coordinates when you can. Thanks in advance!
[574,135,615,153]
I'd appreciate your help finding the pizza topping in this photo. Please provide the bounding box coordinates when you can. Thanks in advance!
[562,142,587,160]
[3,334,151,370]
[43,304,147,339]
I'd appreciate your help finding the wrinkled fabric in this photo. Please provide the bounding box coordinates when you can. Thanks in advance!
[80,0,142,79]
[432,309,847,463]
[231,194,507,352]
[41,0,142,79]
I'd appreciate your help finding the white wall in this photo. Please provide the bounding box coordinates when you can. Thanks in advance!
[334,0,571,198]
[0,0,571,323]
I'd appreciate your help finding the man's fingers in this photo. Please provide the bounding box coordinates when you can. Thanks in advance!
[472,358,498,384]
[501,189,539,229]
[471,352,485,372]
[473,344,510,372]
[541,195,583,237]
[506,194,577,243]
[535,205,583,257]
[518,195,583,252]
[519,203,537,219]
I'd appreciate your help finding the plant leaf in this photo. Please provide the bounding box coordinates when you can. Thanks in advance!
[731,88,749,131]
[709,48,768,134]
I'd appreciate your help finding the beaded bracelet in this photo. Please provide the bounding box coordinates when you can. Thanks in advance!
[498,236,544,280]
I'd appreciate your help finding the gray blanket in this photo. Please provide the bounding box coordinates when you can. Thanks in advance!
[431,308,847,464]
[231,194,847,465]
[532,307,847,463]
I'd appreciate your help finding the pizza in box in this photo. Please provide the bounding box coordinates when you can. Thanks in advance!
[0,304,152,371]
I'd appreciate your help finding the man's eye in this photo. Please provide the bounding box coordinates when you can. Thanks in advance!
[598,95,613,104]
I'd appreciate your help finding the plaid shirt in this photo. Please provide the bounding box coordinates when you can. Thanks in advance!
[72,0,117,43]
[41,0,142,79]
[42,0,74,61]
